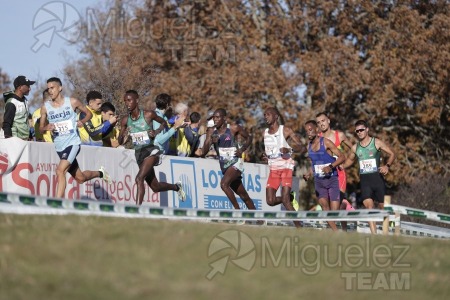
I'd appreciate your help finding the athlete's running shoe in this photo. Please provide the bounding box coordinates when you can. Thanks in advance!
[176,181,186,202]
[99,166,111,184]
[290,191,299,211]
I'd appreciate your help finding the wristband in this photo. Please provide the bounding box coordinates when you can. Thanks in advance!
[386,164,391,168]
[328,164,334,169]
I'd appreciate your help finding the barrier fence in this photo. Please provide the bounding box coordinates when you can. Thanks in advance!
[0,192,388,223]
[384,204,450,224]
[2,192,449,238]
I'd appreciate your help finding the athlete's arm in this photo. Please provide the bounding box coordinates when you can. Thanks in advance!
[339,131,353,150]
[232,123,252,157]
[145,110,167,130]
[375,138,395,175]
[322,138,346,174]
[39,105,53,134]
[302,157,313,181]
[342,144,357,169]
[117,116,129,145]
[283,126,306,154]
[72,98,92,127]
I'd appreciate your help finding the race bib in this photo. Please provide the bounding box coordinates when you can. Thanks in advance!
[54,120,74,136]
[360,158,377,174]
[219,147,236,160]
[314,164,329,177]
[265,146,280,159]
[130,131,151,146]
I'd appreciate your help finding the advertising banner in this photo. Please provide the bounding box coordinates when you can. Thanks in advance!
[0,138,285,211]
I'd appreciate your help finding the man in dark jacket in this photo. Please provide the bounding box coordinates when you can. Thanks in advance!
[2,75,35,140]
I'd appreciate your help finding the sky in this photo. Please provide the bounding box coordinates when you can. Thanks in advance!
[1,0,100,90]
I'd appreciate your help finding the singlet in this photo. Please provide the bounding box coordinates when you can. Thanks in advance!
[264,125,294,170]
[356,137,381,175]
[319,130,343,151]
[215,128,239,171]
[127,110,153,150]
[307,137,337,178]
[45,97,80,152]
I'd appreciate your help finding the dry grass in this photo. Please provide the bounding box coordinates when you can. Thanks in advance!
[0,214,449,300]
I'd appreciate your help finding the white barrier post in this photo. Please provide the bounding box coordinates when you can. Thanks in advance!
[382,195,391,235]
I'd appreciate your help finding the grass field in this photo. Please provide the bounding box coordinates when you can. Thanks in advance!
[0,214,449,300]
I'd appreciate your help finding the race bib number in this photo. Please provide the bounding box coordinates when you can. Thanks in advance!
[130,131,151,146]
[54,120,74,136]
[219,147,236,160]
[360,158,377,174]
[265,146,280,159]
[314,164,329,177]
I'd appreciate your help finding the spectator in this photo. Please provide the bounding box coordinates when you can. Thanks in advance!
[32,89,53,142]
[167,102,190,156]
[198,114,219,159]
[184,111,202,157]
[100,102,120,147]
[78,91,117,146]
[2,75,35,140]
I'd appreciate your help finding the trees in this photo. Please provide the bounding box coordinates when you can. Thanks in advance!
[63,0,449,189]
[0,69,12,126]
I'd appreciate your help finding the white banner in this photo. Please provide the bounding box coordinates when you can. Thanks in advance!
[0,139,283,211]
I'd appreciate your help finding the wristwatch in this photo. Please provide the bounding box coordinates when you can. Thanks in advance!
[328,164,334,169]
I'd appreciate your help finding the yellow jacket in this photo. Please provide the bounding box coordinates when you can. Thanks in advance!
[32,108,53,142]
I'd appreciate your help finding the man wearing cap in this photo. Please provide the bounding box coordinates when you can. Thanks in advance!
[2,75,35,140]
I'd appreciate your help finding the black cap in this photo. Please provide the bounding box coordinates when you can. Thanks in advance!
[14,76,36,89]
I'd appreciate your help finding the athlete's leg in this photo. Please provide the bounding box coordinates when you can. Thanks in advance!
[266,170,282,206]
[70,160,102,184]
[135,155,159,205]
[317,197,338,231]
[55,159,71,198]
[220,167,245,209]
[230,179,256,210]
[362,198,377,234]
[316,178,338,231]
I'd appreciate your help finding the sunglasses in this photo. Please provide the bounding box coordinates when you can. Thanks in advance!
[355,128,366,133]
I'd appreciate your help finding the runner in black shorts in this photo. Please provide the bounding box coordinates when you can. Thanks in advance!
[343,120,396,234]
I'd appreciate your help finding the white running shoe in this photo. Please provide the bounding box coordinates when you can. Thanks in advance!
[176,181,186,202]
[99,166,111,184]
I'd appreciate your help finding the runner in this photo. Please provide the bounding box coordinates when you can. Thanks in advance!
[316,112,353,230]
[263,107,305,227]
[343,120,395,234]
[39,77,111,198]
[303,120,346,231]
[118,91,187,205]
[202,108,257,211]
